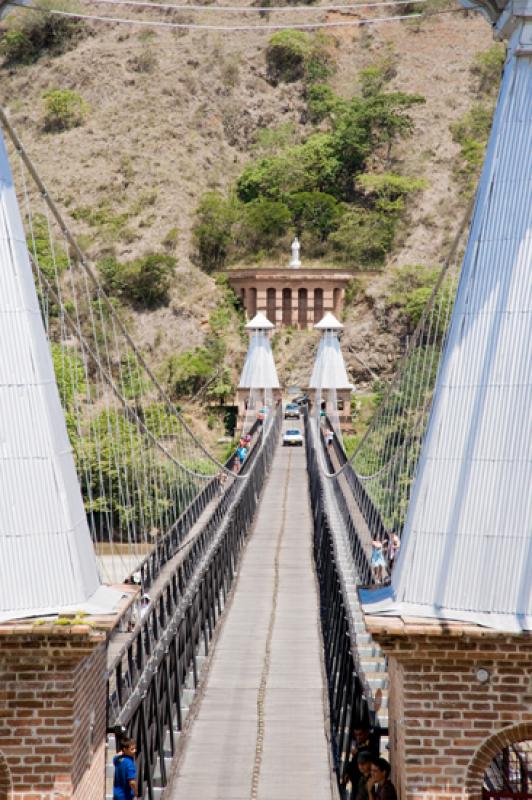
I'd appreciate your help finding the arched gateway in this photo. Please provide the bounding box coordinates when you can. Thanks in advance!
[467,725,532,800]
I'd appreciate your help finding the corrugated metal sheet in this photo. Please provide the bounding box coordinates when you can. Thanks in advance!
[309,332,353,390]
[362,44,532,632]
[238,331,280,389]
[0,131,104,621]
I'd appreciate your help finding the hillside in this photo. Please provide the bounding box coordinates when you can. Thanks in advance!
[0,1,499,442]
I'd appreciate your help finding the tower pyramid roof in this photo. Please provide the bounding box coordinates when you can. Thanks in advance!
[309,327,353,391]
[313,312,343,331]
[245,312,274,330]
[238,329,279,390]
[361,46,532,632]
[0,132,120,622]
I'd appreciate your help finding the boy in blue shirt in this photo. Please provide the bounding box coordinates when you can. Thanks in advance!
[113,738,139,800]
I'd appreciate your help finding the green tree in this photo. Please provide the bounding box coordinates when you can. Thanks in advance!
[286,191,343,239]
[192,192,238,272]
[306,83,344,124]
[237,133,341,202]
[238,198,292,249]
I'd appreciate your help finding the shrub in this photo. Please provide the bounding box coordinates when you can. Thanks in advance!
[51,343,85,439]
[0,1,85,65]
[220,56,240,89]
[387,263,452,335]
[359,55,397,98]
[388,264,439,305]
[192,192,238,273]
[344,277,362,307]
[266,29,333,85]
[254,122,298,154]
[119,353,146,400]
[266,29,312,82]
[165,347,216,397]
[162,226,179,251]
[357,173,426,214]
[99,252,176,307]
[451,103,494,192]
[388,264,453,336]
[471,45,505,96]
[26,213,69,319]
[128,47,157,73]
[329,207,395,267]
[42,89,89,132]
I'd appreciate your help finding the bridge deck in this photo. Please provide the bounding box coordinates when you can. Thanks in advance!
[166,434,336,800]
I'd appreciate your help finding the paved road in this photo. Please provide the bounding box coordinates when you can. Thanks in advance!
[167,432,335,800]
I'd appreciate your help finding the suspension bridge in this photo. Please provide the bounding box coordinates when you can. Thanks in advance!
[0,0,531,797]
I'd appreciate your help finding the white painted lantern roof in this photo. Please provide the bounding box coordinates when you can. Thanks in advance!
[314,312,343,331]
[245,312,274,331]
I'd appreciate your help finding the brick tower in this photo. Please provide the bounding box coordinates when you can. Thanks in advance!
[361,0,532,795]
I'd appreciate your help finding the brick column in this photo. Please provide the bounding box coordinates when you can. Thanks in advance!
[256,288,268,317]
[365,617,532,800]
[307,288,314,329]
[292,290,299,328]
[0,623,111,800]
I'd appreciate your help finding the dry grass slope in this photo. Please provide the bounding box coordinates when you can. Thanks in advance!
[0,3,495,421]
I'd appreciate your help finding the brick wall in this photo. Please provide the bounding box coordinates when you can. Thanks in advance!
[0,625,108,800]
[367,619,532,800]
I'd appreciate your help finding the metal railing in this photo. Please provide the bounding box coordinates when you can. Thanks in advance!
[106,407,282,799]
[304,411,373,785]
[130,419,263,592]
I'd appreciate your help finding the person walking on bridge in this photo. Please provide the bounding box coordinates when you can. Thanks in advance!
[341,727,378,797]
[370,757,397,800]
[113,738,139,800]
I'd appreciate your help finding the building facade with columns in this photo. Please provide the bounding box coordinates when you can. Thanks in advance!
[227,240,353,329]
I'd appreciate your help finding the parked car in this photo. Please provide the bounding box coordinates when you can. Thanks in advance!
[284,402,300,419]
[283,428,304,446]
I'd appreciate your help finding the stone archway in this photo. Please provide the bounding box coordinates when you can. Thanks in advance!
[0,752,12,800]
[466,723,532,800]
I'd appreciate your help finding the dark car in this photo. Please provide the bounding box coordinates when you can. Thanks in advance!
[284,402,300,419]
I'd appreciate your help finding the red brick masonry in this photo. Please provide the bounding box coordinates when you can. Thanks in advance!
[0,622,110,800]
[365,617,532,800]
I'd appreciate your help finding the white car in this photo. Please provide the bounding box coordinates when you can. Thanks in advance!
[283,428,304,447]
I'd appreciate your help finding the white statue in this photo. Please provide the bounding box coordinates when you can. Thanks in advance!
[289,236,301,268]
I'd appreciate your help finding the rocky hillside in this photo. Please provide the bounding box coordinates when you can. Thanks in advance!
[0,1,500,440]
